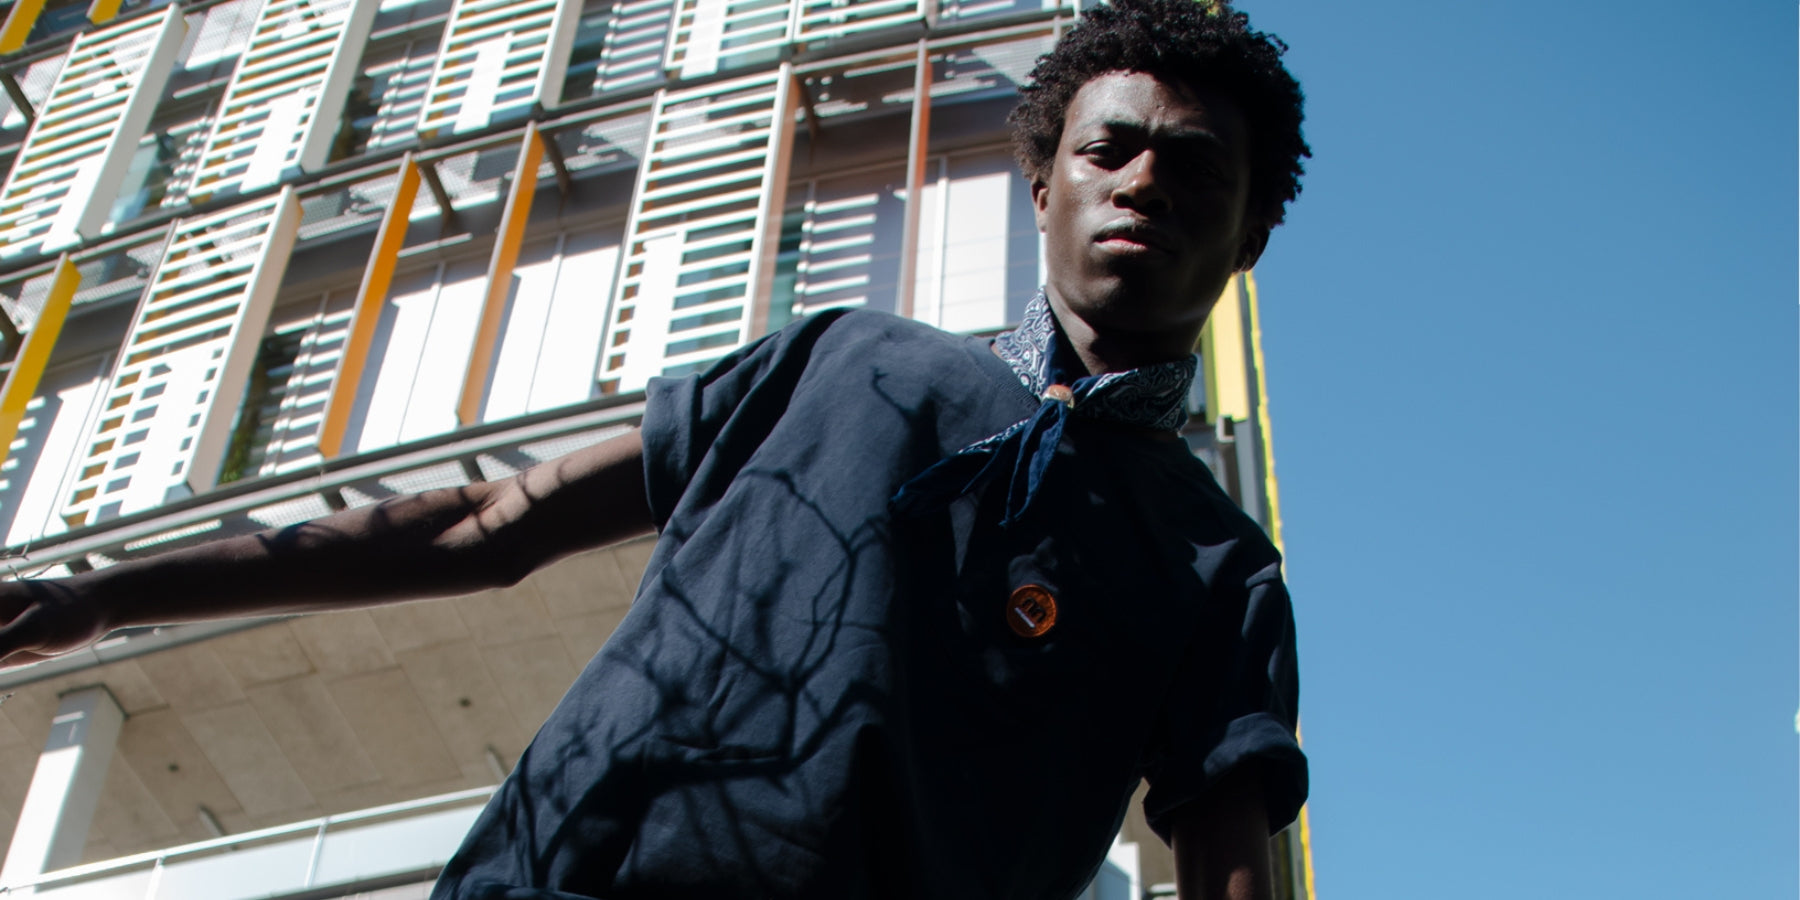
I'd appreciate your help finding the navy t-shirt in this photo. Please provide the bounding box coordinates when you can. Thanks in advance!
[433,310,1305,900]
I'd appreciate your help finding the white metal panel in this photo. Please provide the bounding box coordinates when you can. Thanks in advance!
[60,190,303,528]
[787,166,906,319]
[190,0,380,198]
[593,0,676,93]
[792,0,926,44]
[356,37,439,150]
[480,230,619,421]
[416,0,584,137]
[529,230,618,411]
[346,259,485,453]
[0,356,108,547]
[242,291,355,478]
[663,0,788,78]
[919,150,1038,334]
[599,69,793,392]
[400,258,483,441]
[0,7,186,260]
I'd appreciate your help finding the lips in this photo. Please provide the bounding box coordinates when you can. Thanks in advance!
[1093,220,1173,253]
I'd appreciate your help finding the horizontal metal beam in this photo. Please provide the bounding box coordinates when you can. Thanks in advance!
[2,393,646,571]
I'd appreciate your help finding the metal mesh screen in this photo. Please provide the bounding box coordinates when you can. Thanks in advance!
[297,170,403,244]
[550,110,651,178]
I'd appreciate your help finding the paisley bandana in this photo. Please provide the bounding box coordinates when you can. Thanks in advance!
[890,291,1196,527]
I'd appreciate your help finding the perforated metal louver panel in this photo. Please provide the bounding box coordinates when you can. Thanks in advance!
[593,0,675,93]
[663,0,789,79]
[416,0,583,137]
[61,189,303,528]
[600,68,793,392]
[791,0,925,44]
[0,7,186,261]
[189,0,380,199]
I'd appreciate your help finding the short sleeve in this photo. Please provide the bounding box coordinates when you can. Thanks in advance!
[639,309,850,529]
[1140,559,1308,842]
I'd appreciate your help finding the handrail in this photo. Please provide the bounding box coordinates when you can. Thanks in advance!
[1,392,646,571]
[0,784,497,894]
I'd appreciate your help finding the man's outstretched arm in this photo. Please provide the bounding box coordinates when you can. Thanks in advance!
[0,427,653,669]
[1171,767,1274,900]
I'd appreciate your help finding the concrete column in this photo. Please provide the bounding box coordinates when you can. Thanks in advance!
[0,686,125,886]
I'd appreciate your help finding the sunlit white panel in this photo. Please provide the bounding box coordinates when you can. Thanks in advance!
[416,0,583,136]
[923,151,1039,334]
[61,190,304,527]
[792,0,926,45]
[480,230,620,421]
[245,292,355,477]
[479,237,560,421]
[346,260,486,453]
[593,0,675,93]
[601,69,793,391]
[531,231,618,411]
[663,0,788,78]
[0,357,107,547]
[356,38,439,150]
[400,258,484,441]
[348,266,434,452]
[792,166,906,318]
[189,0,380,199]
[0,7,186,260]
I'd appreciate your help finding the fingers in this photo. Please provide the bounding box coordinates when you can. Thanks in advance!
[0,605,50,669]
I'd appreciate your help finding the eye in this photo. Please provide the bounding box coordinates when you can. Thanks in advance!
[1078,141,1128,168]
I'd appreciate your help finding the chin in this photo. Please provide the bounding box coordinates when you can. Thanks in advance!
[1056,277,1210,335]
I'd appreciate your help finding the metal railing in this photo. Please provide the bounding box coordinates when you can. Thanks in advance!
[0,390,646,691]
[0,785,496,899]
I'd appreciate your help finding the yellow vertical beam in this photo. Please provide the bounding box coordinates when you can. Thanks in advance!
[1199,275,1250,424]
[1243,271,1281,549]
[0,0,47,53]
[1242,269,1313,900]
[0,255,78,471]
[456,125,544,426]
[318,156,421,458]
[86,0,125,25]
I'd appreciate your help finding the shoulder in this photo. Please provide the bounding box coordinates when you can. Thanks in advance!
[1104,437,1285,582]
[788,309,994,382]
[802,308,968,353]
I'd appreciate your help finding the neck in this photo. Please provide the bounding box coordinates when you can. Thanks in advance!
[1049,300,1204,377]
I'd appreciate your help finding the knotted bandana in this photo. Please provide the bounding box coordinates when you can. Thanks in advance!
[890,291,1195,527]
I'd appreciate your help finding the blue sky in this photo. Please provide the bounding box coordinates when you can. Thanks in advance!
[1238,1,1796,897]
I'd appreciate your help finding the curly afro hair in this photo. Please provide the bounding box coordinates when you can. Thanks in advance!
[1009,0,1309,227]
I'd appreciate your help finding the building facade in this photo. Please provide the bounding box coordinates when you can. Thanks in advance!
[0,0,1311,895]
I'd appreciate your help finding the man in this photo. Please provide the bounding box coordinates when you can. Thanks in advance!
[0,0,1310,897]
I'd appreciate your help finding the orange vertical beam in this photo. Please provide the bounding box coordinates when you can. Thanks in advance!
[0,255,78,470]
[894,40,932,319]
[456,124,544,426]
[318,156,421,458]
[0,0,47,52]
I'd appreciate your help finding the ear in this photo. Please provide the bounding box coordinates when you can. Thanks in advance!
[1234,224,1271,272]
[1031,174,1050,233]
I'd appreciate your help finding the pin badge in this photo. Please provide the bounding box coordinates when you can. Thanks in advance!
[1006,584,1057,638]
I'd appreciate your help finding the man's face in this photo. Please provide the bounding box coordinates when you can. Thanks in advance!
[1032,70,1267,357]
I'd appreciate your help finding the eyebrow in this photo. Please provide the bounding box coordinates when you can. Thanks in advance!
[1080,119,1230,151]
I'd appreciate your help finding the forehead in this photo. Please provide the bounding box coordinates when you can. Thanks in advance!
[1061,70,1249,148]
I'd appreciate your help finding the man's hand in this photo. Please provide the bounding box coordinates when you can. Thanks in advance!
[0,580,115,668]
[1171,767,1273,900]
[0,427,653,670]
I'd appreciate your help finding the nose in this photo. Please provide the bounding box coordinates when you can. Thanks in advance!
[1110,151,1172,215]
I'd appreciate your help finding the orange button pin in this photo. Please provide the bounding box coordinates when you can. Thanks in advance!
[1006,584,1058,638]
